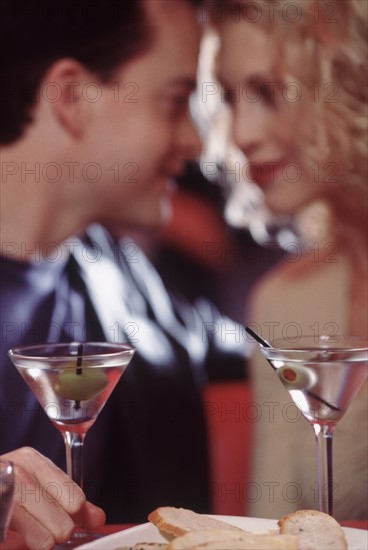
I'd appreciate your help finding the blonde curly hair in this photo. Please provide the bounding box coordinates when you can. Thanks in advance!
[272,0,366,207]
[211,0,367,227]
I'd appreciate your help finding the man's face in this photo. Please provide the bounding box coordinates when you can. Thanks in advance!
[85,0,202,230]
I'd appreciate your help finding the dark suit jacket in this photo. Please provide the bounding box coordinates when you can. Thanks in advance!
[0,224,249,522]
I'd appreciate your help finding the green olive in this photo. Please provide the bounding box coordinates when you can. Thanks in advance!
[277,365,316,390]
[54,368,109,401]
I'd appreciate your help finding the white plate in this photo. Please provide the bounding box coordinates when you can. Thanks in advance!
[78,515,368,550]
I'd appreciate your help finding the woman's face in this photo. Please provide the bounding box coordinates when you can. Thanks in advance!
[216,19,324,216]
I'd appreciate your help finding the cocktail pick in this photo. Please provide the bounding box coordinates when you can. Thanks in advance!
[245,326,340,412]
[75,344,83,410]
[76,343,83,375]
[245,326,271,348]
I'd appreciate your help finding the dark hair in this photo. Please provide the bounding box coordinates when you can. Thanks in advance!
[2,0,203,145]
[1,0,153,144]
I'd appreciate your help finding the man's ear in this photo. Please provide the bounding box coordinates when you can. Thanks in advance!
[41,59,96,138]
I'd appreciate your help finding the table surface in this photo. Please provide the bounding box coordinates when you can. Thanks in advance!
[98,520,368,535]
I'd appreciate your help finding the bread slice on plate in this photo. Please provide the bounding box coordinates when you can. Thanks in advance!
[148,507,244,537]
[278,509,348,550]
[167,528,298,549]
[147,506,348,549]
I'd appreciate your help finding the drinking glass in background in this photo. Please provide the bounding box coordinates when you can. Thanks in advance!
[0,460,15,542]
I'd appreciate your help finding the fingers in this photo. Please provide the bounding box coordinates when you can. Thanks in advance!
[1,448,105,549]
[0,530,26,550]
[9,502,73,550]
[4,450,76,548]
[81,501,106,532]
[6,501,105,550]
[3,447,86,515]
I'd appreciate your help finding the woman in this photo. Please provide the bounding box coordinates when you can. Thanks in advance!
[211,0,367,519]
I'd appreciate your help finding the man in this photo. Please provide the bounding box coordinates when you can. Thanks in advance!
[1,0,249,543]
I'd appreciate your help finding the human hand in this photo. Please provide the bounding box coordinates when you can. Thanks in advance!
[0,447,105,549]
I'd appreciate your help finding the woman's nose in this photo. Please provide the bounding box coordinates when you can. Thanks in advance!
[231,102,257,157]
[231,95,276,162]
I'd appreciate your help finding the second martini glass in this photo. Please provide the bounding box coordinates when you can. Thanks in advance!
[8,341,135,544]
[248,331,367,516]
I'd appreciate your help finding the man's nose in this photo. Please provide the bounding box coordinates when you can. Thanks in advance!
[180,115,203,161]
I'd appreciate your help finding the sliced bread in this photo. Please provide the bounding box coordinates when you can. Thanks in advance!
[278,509,348,550]
[148,507,244,537]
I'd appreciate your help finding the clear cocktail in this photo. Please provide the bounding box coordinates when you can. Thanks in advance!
[8,342,135,544]
[250,332,367,516]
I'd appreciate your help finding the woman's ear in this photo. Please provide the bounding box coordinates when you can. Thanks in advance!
[40,59,96,138]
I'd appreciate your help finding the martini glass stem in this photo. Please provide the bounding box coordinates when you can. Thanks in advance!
[62,431,91,542]
[63,431,85,490]
[313,423,335,516]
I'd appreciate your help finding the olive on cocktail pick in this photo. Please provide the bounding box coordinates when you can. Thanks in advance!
[54,368,109,401]
[245,326,341,413]
[245,328,316,390]
[54,345,108,405]
[277,364,317,390]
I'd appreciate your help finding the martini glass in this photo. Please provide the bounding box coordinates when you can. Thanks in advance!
[8,342,135,545]
[247,330,367,516]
